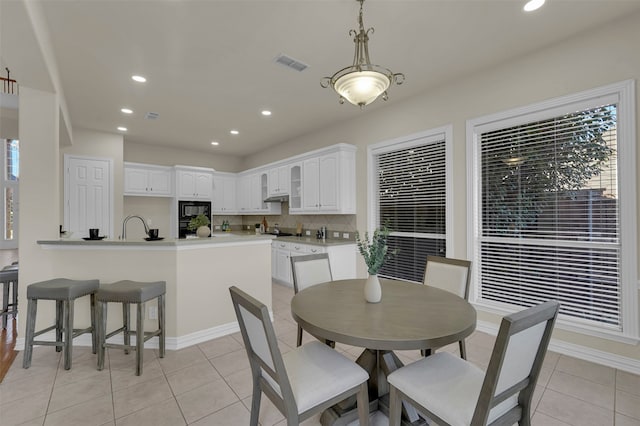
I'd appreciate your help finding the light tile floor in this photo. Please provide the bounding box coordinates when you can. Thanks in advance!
[1,282,639,426]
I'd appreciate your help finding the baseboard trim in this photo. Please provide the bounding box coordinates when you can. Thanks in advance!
[15,313,275,352]
[476,320,640,375]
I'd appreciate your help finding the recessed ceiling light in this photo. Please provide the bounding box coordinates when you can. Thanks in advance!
[230,130,239,135]
[524,0,545,12]
[121,108,133,114]
[117,126,128,132]
[211,141,219,146]
[131,75,146,83]
[261,110,272,116]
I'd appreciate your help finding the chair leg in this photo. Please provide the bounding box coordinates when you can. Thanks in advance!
[158,294,165,358]
[2,282,8,329]
[459,339,467,360]
[388,385,402,426]
[22,298,37,369]
[63,300,74,370]
[249,375,262,426]
[296,325,303,347]
[55,300,64,352]
[356,381,370,426]
[97,301,106,371]
[123,302,130,355]
[90,293,97,354]
[136,302,144,376]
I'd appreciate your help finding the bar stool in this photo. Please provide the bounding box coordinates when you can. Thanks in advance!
[23,278,99,370]
[96,280,166,375]
[1,268,19,329]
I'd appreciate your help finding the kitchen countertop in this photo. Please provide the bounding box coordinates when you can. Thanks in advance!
[38,233,274,247]
[269,235,356,247]
[38,232,356,248]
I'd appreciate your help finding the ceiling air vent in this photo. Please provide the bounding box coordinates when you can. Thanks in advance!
[274,54,309,72]
[145,112,160,120]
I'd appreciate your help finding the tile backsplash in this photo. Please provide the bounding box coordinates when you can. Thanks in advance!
[213,202,356,239]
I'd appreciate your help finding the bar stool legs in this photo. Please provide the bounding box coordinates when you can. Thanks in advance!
[22,278,99,370]
[96,281,166,376]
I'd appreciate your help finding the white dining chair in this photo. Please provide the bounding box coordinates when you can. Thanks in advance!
[423,255,472,358]
[290,253,333,347]
[229,286,370,426]
[387,300,560,426]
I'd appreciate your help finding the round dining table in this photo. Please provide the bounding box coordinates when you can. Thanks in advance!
[291,278,477,426]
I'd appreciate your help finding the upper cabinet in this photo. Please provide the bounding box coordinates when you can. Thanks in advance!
[212,172,237,213]
[237,171,281,215]
[124,162,173,197]
[298,146,356,214]
[289,163,302,212]
[268,165,289,196]
[175,166,214,200]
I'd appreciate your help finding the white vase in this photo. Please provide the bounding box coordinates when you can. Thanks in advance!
[196,225,211,238]
[364,274,382,303]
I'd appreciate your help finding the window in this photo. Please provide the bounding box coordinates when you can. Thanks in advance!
[2,139,19,248]
[368,127,452,283]
[467,80,637,340]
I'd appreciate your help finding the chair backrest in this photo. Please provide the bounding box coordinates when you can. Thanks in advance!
[472,300,560,425]
[229,286,296,413]
[423,255,471,300]
[290,253,333,294]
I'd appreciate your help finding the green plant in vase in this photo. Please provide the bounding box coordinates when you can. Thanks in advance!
[355,225,397,303]
[187,214,211,238]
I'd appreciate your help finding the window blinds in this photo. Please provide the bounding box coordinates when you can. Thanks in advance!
[479,105,621,328]
[376,140,446,283]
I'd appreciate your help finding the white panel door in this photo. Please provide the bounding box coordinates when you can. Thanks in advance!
[66,156,112,238]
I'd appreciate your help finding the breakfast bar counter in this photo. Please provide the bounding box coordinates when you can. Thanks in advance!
[35,234,273,350]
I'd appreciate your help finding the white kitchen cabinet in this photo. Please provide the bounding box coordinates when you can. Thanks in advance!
[212,172,237,213]
[299,147,355,214]
[270,240,356,286]
[273,241,293,284]
[237,171,281,215]
[289,163,302,212]
[175,166,214,200]
[268,165,289,196]
[124,162,173,197]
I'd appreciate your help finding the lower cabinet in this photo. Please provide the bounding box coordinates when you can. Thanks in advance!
[271,241,356,286]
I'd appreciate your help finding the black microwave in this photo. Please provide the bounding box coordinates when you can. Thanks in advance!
[179,200,211,218]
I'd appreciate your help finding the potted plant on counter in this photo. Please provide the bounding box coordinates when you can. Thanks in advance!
[188,214,211,238]
[355,225,397,303]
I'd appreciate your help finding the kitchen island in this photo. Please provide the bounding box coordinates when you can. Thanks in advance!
[36,234,273,350]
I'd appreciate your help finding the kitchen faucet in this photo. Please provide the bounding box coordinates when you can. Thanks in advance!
[121,215,150,240]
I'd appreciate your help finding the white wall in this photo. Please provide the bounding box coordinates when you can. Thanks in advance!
[124,141,243,172]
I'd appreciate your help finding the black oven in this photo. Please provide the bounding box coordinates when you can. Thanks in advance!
[178,200,211,238]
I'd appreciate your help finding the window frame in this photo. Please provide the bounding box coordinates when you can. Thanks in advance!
[466,80,638,343]
[367,125,454,283]
[1,138,18,249]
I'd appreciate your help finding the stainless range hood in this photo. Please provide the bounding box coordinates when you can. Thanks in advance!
[263,194,289,203]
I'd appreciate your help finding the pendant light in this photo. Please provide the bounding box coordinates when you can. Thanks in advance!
[321,0,405,108]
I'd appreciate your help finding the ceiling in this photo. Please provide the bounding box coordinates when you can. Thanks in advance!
[2,0,640,157]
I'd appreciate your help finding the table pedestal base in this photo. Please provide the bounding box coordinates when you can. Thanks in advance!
[320,349,426,426]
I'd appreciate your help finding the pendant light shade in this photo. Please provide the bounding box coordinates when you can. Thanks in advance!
[321,0,404,108]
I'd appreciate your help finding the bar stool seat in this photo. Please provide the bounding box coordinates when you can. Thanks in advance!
[1,269,19,329]
[23,278,99,370]
[96,280,166,376]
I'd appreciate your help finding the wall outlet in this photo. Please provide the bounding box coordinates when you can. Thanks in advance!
[148,306,158,320]
[333,232,340,238]
[343,233,350,239]
[305,230,311,236]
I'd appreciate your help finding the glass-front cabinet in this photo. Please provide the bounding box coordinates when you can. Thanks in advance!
[289,163,302,212]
